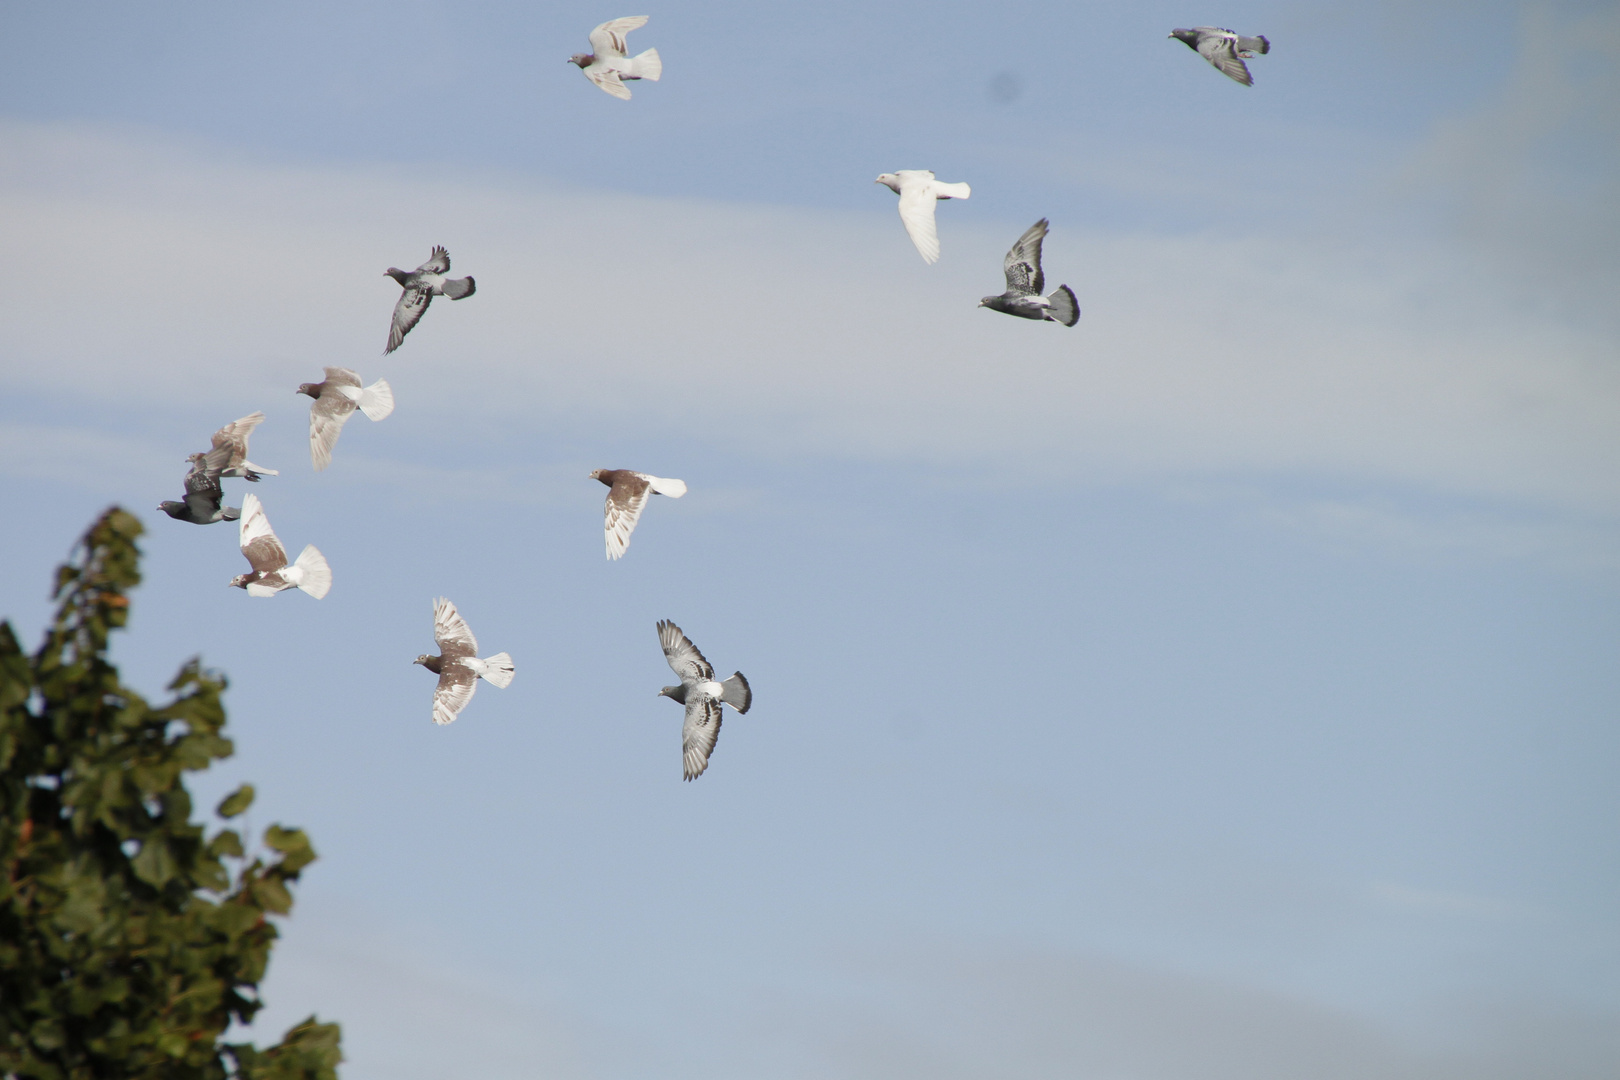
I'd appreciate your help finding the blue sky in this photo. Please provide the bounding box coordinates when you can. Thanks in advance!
[1,2,1617,1078]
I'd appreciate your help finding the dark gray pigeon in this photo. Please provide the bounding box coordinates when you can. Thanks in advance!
[384,246,476,354]
[208,411,278,482]
[655,619,752,781]
[1170,27,1269,86]
[159,444,238,524]
[414,597,514,725]
[297,367,395,471]
[979,219,1079,326]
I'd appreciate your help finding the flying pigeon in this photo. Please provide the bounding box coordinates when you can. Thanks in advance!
[979,218,1080,326]
[569,16,662,100]
[228,493,331,598]
[208,411,278,482]
[414,597,515,725]
[1169,27,1270,86]
[590,469,687,560]
[383,246,476,354]
[297,367,395,471]
[655,619,752,781]
[159,446,238,524]
[875,170,972,264]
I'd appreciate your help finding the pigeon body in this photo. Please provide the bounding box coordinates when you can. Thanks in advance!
[229,493,331,598]
[383,246,476,354]
[569,16,662,99]
[414,597,515,725]
[298,367,395,471]
[159,445,238,524]
[979,218,1080,326]
[590,469,687,560]
[655,619,751,781]
[1170,27,1269,85]
[875,170,971,264]
[208,412,278,482]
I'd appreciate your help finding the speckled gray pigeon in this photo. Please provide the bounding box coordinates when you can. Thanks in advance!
[384,246,476,354]
[159,445,238,524]
[208,411,278,482]
[978,219,1079,326]
[1170,27,1270,86]
[655,620,752,781]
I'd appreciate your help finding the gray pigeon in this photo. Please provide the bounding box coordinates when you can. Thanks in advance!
[655,619,752,781]
[979,219,1079,326]
[159,444,238,524]
[414,597,514,726]
[590,469,687,559]
[569,16,662,100]
[384,246,477,354]
[297,367,395,471]
[208,411,278,482]
[1170,27,1270,86]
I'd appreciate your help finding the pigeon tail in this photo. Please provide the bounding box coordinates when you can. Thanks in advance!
[357,379,395,421]
[442,276,476,300]
[229,460,279,481]
[291,545,332,599]
[1237,34,1269,55]
[627,47,661,80]
[1046,285,1080,327]
[720,672,751,714]
[221,505,242,522]
[473,652,515,689]
[933,181,971,201]
[648,475,687,498]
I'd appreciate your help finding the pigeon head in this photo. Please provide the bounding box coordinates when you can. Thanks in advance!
[568,53,594,68]
[978,295,1003,310]
[589,469,605,482]
[875,173,901,193]
[1169,28,1199,48]
[228,574,252,590]
[384,267,412,286]
[296,382,320,399]
[158,501,187,519]
[658,684,687,704]
[186,451,207,467]
[414,654,443,675]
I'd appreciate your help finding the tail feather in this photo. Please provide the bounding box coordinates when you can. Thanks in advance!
[1237,34,1269,55]
[934,181,971,200]
[1046,284,1080,327]
[648,475,687,498]
[221,506,241,521]
[720,672,751,714]
[443,276,476,300]
[240,460,278,478]
[629,47,661,81]
[478,652,515,689]
[292,544,332,599]
[358,378,395,421]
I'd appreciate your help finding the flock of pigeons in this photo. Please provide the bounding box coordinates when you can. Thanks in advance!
[154,17,1270,780]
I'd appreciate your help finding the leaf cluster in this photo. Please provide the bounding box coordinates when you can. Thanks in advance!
[0,509,341,1079]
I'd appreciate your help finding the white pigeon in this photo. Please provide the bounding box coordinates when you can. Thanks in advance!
[229,494,331,598]
[414,597,515,726]
[875,170,972,264]
[569,16,662,100]
[297,367,395,472]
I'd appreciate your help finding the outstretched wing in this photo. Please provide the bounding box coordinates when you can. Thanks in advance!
[386,288,431,353]
[587,66,632,99]
[589,15,648,58]
[657,619,714,683]
[416,245,451,274]
[1003,218,1049,296]
[1197,31,1252,85]
[433,596,478,660]
[308,387,356,472]
[211,412,265,462]
[237,493,288,573]
[603,474,652,559]
[681,693,723,781]
[896,178,942,264]
[432,662,478,726]
[324,366,362,388]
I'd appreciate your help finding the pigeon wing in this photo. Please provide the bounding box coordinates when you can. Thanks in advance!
[386,288,431,354]
[603,474,652,559]
[896,178,942,264]
[657,619,714,683]
[432,662,478,726]
[1197,32,1252,84]
[681,694,723,781]
[237,494,288,573]
[308,387,357,472]
[1003,219,1049,295]
[587,66,632,99]
[433,596,478,660]
[416,245,451,275]
[589,16,648,58]
[211,412,265,464]
[324,366,363,389]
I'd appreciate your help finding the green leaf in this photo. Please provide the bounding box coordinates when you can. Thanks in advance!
[131,836,178,886]
[251,877,293,915]
[218,784,255,818]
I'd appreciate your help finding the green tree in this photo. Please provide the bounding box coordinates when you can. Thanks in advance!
[0,508,342,1079]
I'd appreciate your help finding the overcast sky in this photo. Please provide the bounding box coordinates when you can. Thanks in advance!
[1,2,1617,1078]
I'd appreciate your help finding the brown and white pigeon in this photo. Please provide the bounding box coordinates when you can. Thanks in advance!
[590,469,686,559]
[414,597,515,725]
[207,412,278,482]
[229,494,331,598]
[569,16,662,100]
[383,246,476,354]
[1169,27,1270,86]
[875,170,972,264]
[160,445,238,525]
[297,367,395,471]
[655,619,752,781]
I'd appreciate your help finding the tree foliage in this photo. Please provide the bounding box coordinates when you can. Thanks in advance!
[0,508,341,1079]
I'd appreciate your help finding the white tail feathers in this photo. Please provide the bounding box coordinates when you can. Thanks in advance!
[292,544,332,599]
[649,475,687,498]
[934,181,971,201]
[477,652,515,689]
[1046,284,1080,327]
[358,379,394,421]
[629,47,661,80]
